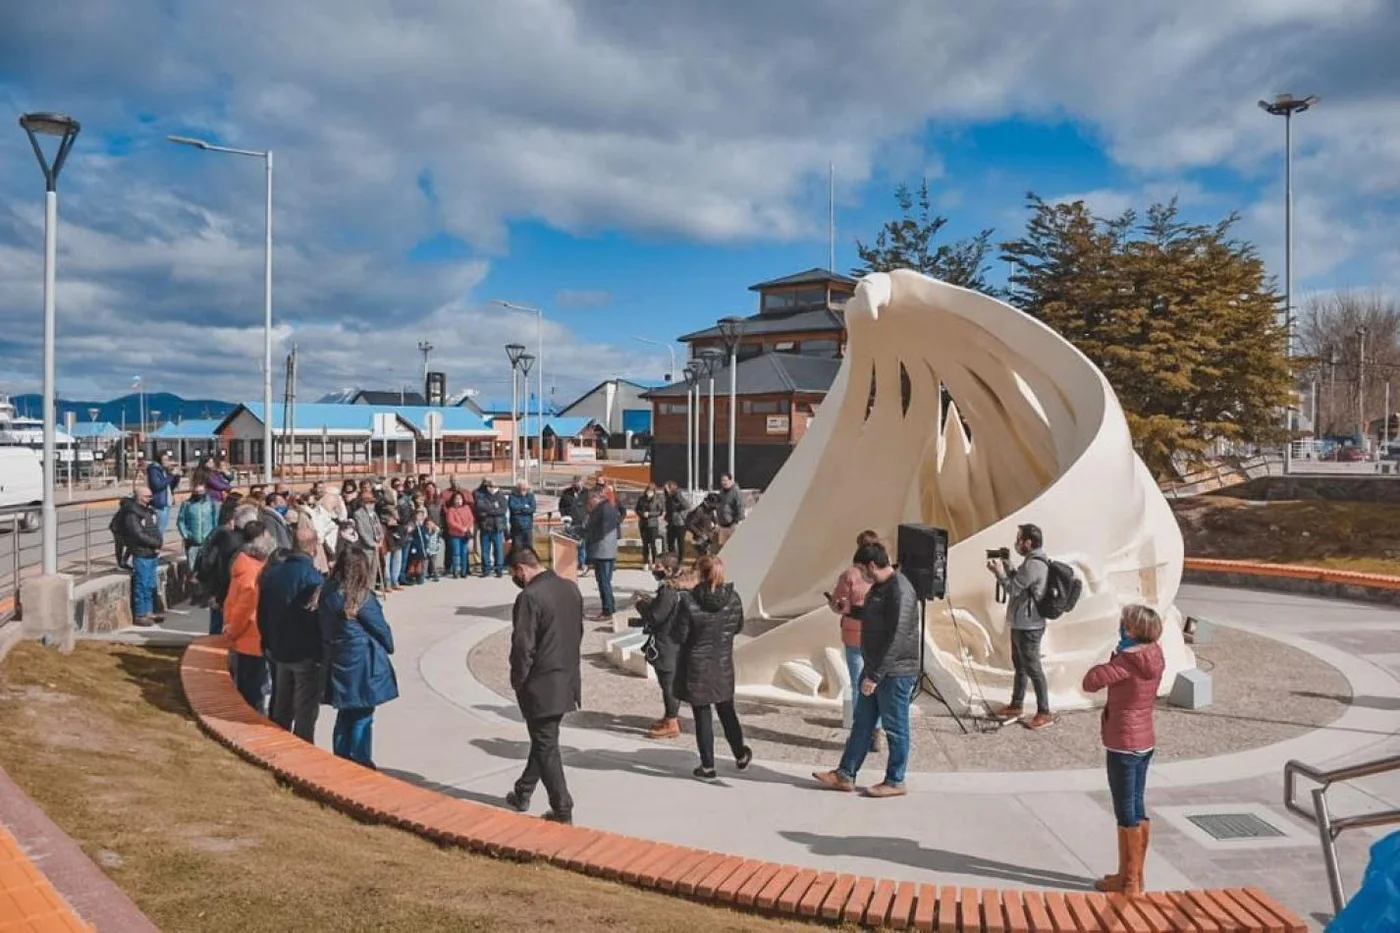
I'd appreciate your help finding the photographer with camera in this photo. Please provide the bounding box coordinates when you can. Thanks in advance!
[985,523,1053,730]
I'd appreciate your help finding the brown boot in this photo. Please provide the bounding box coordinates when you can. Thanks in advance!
[647,718,680,739]
[1120,823,1145,895]
[991,703,1023,721]
[1094,825,1131,893]
[1133,819,1150,893]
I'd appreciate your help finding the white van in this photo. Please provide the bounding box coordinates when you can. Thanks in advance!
[0,447,43,531]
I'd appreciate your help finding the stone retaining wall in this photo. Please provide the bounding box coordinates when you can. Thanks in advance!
[73,556,197,634]
[1217,474,1400,502]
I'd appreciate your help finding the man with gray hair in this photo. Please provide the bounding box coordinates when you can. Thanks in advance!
[258,521,325,741]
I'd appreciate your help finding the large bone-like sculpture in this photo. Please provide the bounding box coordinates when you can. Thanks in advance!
[724,270,1195,712]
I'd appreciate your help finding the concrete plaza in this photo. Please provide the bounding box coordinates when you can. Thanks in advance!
[115,577,1400,929]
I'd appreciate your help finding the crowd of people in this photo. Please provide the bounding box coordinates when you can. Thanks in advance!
[109,463,1163,886]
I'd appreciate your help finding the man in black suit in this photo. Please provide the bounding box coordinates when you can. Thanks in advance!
[504,547,584,824]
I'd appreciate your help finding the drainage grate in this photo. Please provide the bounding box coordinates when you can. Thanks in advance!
[1186,812,1286,841]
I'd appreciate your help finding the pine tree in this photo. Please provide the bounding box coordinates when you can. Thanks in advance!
[853,179,997,292]
[1001,194,1291,477]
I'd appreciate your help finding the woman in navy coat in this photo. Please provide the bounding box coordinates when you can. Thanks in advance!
[319,546,399,767]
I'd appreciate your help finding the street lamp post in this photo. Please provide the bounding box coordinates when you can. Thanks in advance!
[168,134,275,483]
[718,317,746,484]
[698,349,723,491]
[418,340,434,394]
[20,112,81,576]
[682,362,699,499]
[633,337,677,383]
[518,353,536,480]
[505,343,526,482]
[1259,92,1319,474]
[492,300,545,487]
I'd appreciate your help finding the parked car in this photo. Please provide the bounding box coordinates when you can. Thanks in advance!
[0,447,43,531]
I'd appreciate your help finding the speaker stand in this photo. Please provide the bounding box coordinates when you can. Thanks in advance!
[918,597,969,735]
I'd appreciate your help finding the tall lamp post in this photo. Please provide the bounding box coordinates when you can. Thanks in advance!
[492,300,545,487]
[633,337,677,383]
[518,353,536,480]
[418,340,434,393]
[168,134,274,483]
[1259,92,1319,474]
[682,362,699,498]
[717,316,746,483]
[505,343,526,483]
[20,112,81,575]
[698,348,724,491]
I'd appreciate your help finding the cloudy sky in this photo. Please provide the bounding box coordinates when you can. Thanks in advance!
[1,0,1396,407]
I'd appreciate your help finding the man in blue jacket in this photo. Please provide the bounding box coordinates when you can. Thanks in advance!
[145,452,182,538]
[257,522,325,742]
[507,479,537,554]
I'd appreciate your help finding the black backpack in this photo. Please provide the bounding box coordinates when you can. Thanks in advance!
[1035,556,1082,620]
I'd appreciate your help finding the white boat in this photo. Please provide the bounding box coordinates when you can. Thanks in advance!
[0,394,79,453]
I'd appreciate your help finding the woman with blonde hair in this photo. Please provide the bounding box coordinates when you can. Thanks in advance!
[319,547,399,767]
[673,555,752,779]
[1083,603,1166,896]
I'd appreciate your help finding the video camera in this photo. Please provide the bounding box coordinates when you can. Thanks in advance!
[987,547,1012,603]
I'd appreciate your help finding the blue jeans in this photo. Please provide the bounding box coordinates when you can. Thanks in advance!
[837,674,916,786]
[334,707,375,767]
[593,558,616,615]
[1106,750,1154,827]
[447,535,468,576]
[208,604,224,635]
[131,556,159,617]
[577,538,587,570]
[481,530,505,576]
[844,646,881,730]
[155,506,170,540]
[394,542,411,584]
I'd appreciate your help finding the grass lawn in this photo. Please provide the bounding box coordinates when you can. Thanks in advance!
[0,642,826,932]
[1173,496,1400,576]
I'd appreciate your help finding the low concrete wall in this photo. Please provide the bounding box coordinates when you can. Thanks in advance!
[1182,557,1400,606]
[73,556,197,634]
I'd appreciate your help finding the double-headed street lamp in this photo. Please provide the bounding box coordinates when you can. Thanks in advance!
[167,134,274,483]
[518,353,536,477]
[1258,92,1319,474]
[492,300,545,486]
[697,348,724,491]
[505,343,527,483]
[682,361,700,498]
[717,316,746,484]
[20,111,81,575]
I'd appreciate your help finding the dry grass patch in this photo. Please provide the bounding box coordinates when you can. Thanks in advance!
[0,642,829,932]
[1173,496,1400,575]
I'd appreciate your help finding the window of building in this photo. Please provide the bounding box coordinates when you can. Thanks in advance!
[228,439,245,465]
[799,338,841,358]
[659,403,686,415]
[761,287,827,313]
[743,400,785,414]
[737,343,764,361]
[773,340,796,352]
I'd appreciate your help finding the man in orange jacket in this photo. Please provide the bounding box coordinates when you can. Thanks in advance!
[223,520,278,713]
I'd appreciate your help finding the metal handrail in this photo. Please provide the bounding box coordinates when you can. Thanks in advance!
[1285,754,1400,913]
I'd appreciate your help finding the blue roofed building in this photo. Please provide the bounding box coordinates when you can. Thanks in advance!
[212,402,500,478]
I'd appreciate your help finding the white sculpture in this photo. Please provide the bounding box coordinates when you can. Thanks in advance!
[724,270,1196,713]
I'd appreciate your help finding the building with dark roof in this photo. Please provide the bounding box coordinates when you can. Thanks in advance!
[648,267,856,489]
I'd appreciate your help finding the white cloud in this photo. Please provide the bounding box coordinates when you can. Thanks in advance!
[0,0,1396,399]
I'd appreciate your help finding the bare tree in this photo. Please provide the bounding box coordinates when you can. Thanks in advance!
[1298,290,1400,439]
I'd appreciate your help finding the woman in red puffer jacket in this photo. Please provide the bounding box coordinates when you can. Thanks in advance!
[1083,603,1165,897]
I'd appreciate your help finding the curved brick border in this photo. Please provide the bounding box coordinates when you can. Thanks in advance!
[180,636,1303,932]
[1183,557,1400,604]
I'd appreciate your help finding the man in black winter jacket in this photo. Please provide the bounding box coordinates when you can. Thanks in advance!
[814,540,920,798]
[119,487,165,627]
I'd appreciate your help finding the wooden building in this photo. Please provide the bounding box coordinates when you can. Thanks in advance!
[647,267,856,490]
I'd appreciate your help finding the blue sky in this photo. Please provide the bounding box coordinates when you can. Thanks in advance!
[0,0,1396,404]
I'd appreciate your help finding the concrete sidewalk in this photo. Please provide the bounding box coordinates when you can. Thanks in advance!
[141,578,1396,928]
